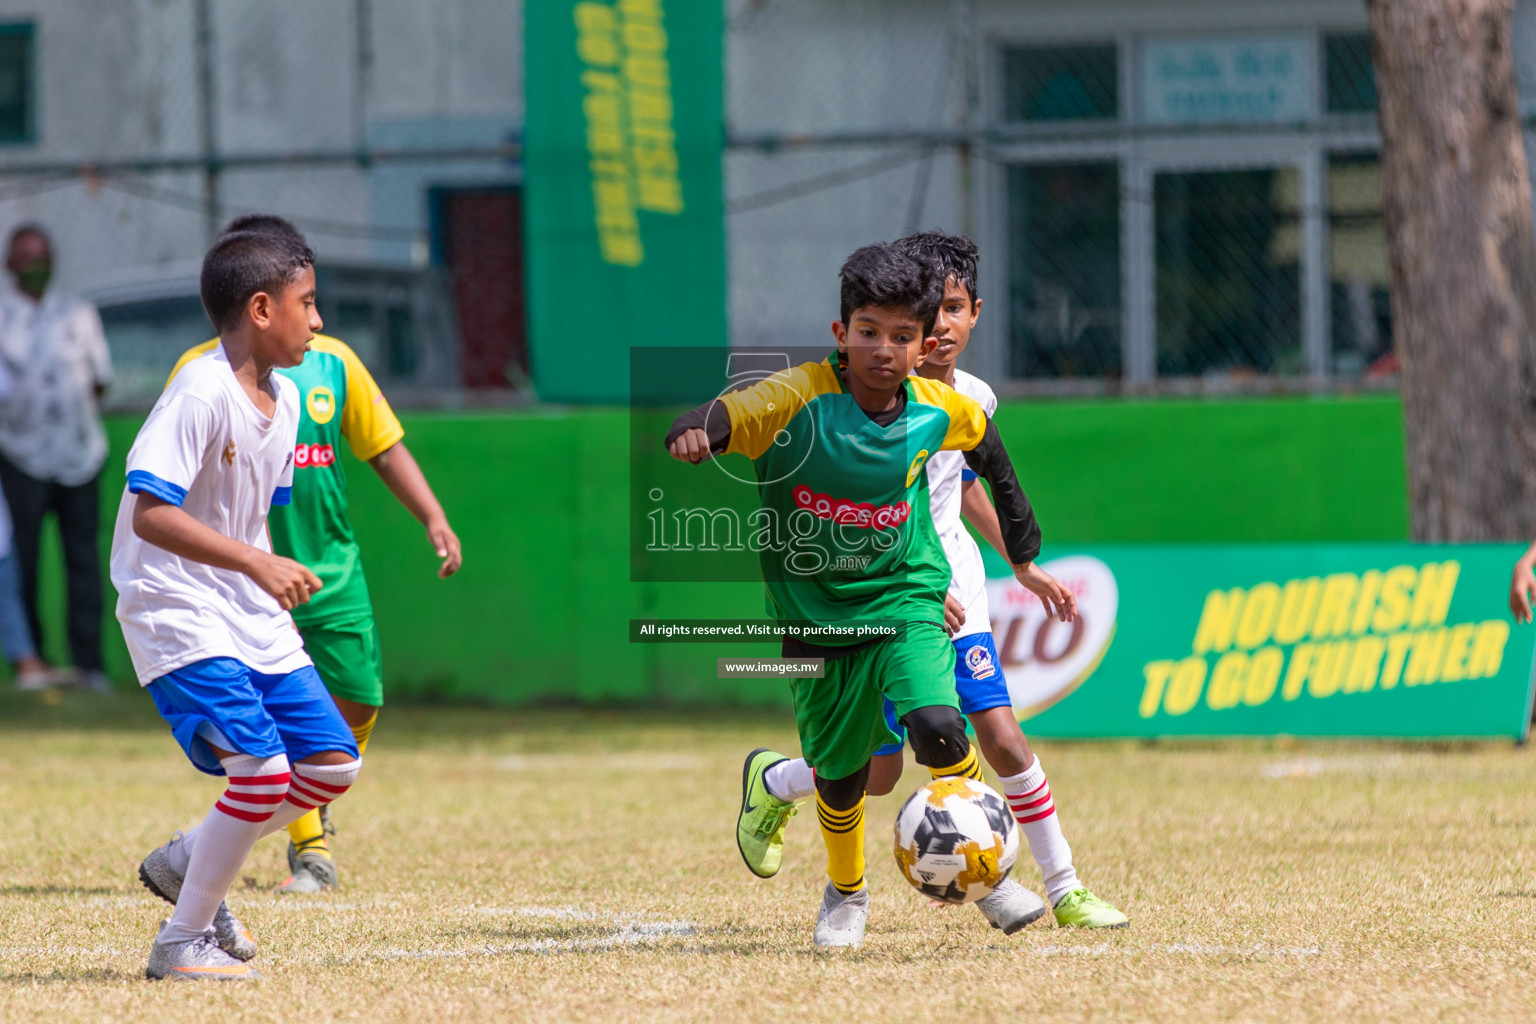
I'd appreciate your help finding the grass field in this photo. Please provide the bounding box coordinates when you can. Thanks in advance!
[4,689,1536,1023]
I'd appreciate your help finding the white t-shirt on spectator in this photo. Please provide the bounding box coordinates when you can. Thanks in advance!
[109,346,310,685]
[925,368,999,641]
[0,289,113,485]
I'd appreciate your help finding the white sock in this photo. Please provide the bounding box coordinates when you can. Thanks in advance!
[158,753,291,946]
[257,758,362,838]
[999,756,1081,906]
[764,756,815,801]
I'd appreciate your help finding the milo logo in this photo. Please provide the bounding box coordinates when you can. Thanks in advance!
[985,555,1118,720]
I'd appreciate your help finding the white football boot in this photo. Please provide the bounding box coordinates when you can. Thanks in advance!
[976,877,1047,934]
[145,924,259,981]
[813,881,869,948]
[138,835,259,960]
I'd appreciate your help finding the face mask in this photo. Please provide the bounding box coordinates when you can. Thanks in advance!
[14,266,49,294]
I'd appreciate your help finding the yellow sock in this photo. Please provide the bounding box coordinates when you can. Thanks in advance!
[287,808,330,859]
[928,743,984,781]
[817,793,866,894]
[350,709,377,756]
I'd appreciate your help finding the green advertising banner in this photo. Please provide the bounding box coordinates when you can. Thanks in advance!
[524,0,726,404]
[979,545,1536,739]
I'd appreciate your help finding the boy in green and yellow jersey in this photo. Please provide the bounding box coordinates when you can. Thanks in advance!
[665,242,1066,948]
[169,215,462,894]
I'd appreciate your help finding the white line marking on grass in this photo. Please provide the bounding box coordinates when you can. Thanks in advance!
[1261,756,1404,779]
[317,920,698,963]
[0,946,131,957]
[266,900,402,912]
[475,905,599,920]
[1020,943,1328,958]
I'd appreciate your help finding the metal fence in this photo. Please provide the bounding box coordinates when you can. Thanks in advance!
[0,0,1401,406]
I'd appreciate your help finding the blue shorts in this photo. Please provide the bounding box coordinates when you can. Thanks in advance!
[873,632,1011,756]
[147,658,359,776]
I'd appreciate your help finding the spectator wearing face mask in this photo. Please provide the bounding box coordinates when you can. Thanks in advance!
[0,225,113,691]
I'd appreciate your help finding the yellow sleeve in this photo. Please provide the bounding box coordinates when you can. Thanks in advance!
[316,338,405,461]
[165,339,221,388]
[719,361,840,461]
[909,376,989,451]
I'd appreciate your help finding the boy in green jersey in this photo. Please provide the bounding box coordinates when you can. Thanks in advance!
[665,242,1059,948]
[169,215,462,894]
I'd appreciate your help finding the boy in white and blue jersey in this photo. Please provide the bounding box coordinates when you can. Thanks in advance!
[737,233,1128,931]
[111,228,362,981]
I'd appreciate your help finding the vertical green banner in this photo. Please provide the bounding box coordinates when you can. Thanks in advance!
[525,0,726,404]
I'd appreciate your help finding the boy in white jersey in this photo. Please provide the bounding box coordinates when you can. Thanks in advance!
[112,229,362,981]
[737,233,1128,930]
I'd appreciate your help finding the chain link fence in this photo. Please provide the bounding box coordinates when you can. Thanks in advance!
[0,1,1405,405]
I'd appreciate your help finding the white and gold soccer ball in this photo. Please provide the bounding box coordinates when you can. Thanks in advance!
[892,777,1019,904]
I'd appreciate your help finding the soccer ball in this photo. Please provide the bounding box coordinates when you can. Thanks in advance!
[892,777,1019,904]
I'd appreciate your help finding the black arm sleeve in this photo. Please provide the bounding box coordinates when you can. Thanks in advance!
[961,419,1042,565]
[664,400,732,456]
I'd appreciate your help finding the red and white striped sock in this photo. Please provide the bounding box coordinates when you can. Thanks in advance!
[257,758,362,838]
[999,756,1081,906]
[159,753,291,946]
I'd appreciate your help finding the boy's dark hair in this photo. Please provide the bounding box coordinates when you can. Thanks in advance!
[220,213,305,244]
[838,242,944,337]
[895,231,979,307]
[7,223,48,249]
[200,230,315,333]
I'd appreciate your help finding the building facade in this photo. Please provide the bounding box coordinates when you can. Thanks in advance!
[0,0,1533,400]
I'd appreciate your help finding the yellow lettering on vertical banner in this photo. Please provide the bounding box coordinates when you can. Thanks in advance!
[574,0,685,267]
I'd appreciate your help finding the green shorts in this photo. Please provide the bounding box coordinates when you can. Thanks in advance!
[300,622,384,707]
[790,621,958,781]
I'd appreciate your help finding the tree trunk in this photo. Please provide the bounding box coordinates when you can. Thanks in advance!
[1368,0,1536,540]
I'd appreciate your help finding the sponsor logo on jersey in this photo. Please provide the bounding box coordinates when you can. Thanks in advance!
[222,440,237,466]
[306,385,337,425]
[792,484,909,530]
[293,442,336,468]
[905,449,930,487]
[964,642,997,680]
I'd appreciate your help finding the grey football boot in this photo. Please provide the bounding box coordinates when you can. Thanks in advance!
[145,923,259,981]
[813,881,869,948]
[975,877,1047,934]
[277,846,338,894]
[138,836,259,961]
